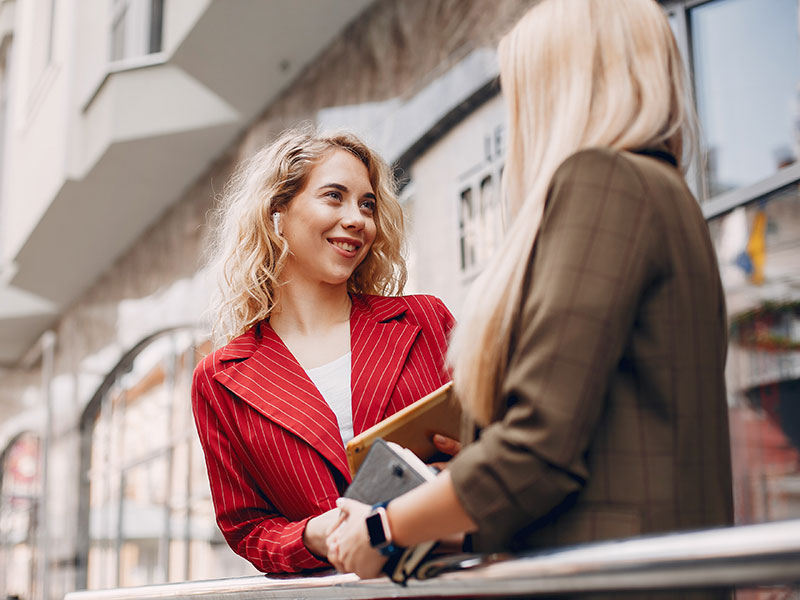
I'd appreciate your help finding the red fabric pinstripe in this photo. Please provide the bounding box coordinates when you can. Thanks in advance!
[191,293,454,573]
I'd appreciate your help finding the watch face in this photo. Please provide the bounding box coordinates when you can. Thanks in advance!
[366,511,388,547]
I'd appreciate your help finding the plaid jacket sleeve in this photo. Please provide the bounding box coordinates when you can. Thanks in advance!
[449,148,666,547]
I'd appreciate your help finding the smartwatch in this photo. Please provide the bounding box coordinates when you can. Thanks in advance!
[366,501,402,556]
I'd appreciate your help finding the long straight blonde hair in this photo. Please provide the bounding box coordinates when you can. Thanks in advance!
[208,128,406,345]
[449,0,696,425]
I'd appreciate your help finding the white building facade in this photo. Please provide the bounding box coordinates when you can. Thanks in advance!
[0,0,797,599]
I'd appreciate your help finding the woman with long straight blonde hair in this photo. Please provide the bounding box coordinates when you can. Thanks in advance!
[192,127,455,573]
[329,0,733,590]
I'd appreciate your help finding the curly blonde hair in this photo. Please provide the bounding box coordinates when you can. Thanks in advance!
[208,127,407,345]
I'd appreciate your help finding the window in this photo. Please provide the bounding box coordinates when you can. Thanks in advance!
[458,124,506,277]
[707,183,800,525]
[82,330,256,589]
[110,0,164,63]
[0,434,41,600]
[689,0,800,198]
[458,187,476,271]
[686,0,800,531]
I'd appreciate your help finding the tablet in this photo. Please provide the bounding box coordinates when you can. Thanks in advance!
[345,382,461,476]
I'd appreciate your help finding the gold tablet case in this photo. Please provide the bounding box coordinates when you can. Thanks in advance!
[345,382,460,477]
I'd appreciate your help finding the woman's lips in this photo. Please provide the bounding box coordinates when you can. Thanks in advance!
[328,238,361,257]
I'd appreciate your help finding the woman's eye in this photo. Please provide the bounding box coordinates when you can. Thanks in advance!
[361,200,376,212]
[325,190,342,201]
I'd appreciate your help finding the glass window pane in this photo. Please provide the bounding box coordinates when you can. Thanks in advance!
[690,0,800,197]
[171,350,194,441]
[110,0,163,62]
[168,524,188,582]
[120,352,170,463]
[0,434,40,600]
[88,391,122,590]
[119,456,169,586]
[708,182,800,524]
[478,174,502,265]
[85,333,256,587]
[459,187,474,271]
[149,0,164,53]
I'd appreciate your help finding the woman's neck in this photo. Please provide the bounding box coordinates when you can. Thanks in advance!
[269,279,353,369]
[270,278,352,337]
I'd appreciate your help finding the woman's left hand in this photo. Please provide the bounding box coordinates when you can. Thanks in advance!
[326,498,387,579]
[429,433,463,471]
[432,433,462,457]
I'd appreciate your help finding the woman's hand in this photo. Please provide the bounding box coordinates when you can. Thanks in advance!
[433,434,462,457]
[326,498,387,579]
[429,434,462,471]
[302,507,342,559]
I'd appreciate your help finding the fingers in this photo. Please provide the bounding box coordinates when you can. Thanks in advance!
[326,512,345,536]
[335,497,359,516]
[328,498,380,576]
[327,536,342,570]
[433,433,462,456]
[326,522,344,570]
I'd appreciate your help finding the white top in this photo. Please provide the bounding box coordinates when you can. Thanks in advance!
[305,352,354,445]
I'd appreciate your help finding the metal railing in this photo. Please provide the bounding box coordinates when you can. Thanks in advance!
[65,519,800,600]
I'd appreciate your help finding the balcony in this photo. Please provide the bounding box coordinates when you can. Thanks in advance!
[0,0,374,366]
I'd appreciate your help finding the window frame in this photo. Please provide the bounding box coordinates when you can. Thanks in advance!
[0,433,42,600]
[108,0,164,65]
[76,327,218,590]
[660,0,800,217]
[456,123,507,281]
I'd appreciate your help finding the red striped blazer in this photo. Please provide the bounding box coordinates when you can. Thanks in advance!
[191,293,454,573]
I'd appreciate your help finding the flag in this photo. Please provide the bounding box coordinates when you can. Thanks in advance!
[736,206,767,285]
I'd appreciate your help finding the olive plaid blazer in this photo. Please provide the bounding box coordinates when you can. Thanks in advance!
[449,148,733,595]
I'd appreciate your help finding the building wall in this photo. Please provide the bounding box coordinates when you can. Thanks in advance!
[2,0,535,416]
[1,0,70,261]
[0,0,535,596]
[407,94,506,314]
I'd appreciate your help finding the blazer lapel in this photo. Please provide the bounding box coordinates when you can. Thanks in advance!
[212,324,351,479]
[350,295,421,435]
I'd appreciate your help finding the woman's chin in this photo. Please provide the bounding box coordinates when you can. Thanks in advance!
[321,272,355,287]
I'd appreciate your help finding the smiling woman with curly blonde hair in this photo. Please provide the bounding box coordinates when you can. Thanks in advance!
[208,128,407,345]
[191,127,456,574]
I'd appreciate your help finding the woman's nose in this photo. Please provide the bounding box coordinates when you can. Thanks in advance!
[341,199,365,229]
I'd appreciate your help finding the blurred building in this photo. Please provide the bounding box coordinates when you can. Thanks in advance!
[0,0,797,599]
